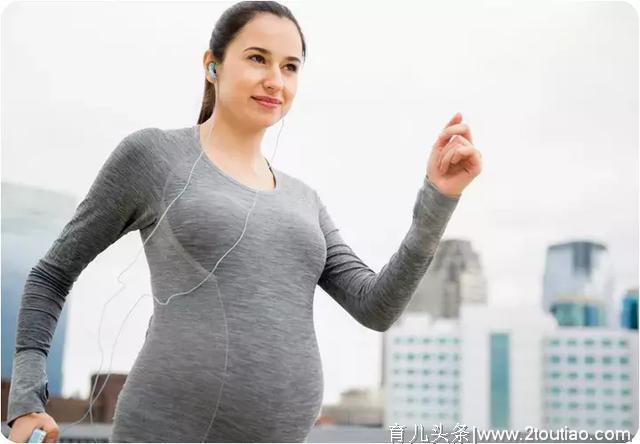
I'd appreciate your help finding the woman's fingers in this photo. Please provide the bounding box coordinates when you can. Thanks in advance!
[437,135,472,170]
[440,143,475,173]
[435,122,474,149]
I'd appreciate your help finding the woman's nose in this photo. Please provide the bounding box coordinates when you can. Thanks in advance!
[264,70,284,90]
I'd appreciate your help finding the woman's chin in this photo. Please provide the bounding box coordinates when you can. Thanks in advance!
[255,112,284,126]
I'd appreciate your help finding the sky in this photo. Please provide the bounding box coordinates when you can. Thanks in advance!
[1,0,638,405]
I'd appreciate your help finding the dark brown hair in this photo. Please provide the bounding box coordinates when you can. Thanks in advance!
[197,1,307,124]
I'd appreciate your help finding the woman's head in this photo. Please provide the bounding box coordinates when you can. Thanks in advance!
[198,1,306,130]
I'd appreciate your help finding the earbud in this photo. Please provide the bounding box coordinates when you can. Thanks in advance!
[208,62,217,81]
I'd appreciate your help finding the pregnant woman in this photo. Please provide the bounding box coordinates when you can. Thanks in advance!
[6,1,482,442]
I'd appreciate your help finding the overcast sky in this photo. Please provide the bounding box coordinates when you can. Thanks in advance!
[1,0,637,405]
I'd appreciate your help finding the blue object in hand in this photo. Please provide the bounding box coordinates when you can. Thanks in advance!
[27,428,47,443]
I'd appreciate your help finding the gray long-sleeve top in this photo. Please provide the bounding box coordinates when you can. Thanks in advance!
[6,124,460,442]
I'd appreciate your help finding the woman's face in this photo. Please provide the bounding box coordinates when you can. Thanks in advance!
[208,13,303,129]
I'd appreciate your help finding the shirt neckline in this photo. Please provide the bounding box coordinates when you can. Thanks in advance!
[191,124,281,195]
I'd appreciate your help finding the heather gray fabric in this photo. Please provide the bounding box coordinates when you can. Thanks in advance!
[6,124,460,442]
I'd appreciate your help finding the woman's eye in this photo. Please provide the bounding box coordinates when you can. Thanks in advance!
[249,54,298,72]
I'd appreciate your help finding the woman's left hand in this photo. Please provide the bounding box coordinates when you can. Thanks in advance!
[426,112,482,197]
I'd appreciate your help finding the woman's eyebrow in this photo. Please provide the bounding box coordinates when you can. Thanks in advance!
[243,46,301,64]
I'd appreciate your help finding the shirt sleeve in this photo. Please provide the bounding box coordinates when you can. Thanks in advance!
[6,128,160,428]
[315,175,460,332]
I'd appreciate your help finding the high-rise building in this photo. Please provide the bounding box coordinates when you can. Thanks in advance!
[384,314,461,429]
[385,305,557,432]
[381,239,487,388]
[542,241,615,327]
[384,305,639,437]
[405,239,488,319]
[1,182,77,396]
[542,329,638,432]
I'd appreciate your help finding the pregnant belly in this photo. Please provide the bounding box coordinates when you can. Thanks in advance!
[112,312,324,443]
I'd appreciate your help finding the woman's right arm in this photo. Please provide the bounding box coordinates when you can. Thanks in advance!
[6,128,161,430]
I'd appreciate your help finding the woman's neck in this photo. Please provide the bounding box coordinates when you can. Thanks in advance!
[200,112,268,173]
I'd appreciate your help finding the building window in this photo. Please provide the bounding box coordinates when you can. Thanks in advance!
[585,356,595,364]
[620,356,629,365]
[549,355,561,364]
[585,372,595,380]
[567,355,578,364]
[602,356,613,365]
[584,339,595,346]
[490,333,510,429]
[601,338,612,346]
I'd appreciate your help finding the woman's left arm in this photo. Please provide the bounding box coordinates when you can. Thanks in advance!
[316,112,482,331]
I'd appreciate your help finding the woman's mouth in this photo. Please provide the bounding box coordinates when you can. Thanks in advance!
[252,97,280,109]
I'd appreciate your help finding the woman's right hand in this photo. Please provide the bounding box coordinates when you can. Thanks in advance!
[8,412,59,443]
